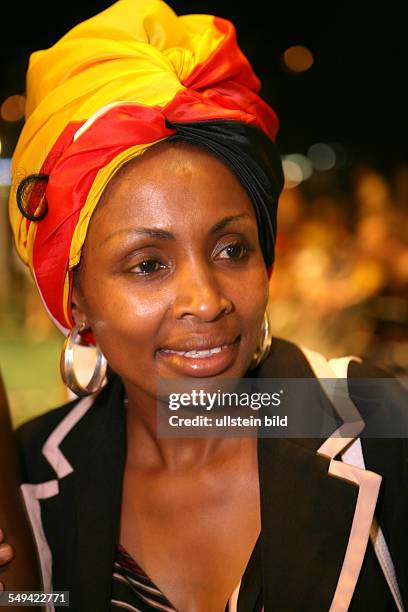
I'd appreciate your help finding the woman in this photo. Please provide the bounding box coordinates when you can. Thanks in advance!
[3,0,408,610]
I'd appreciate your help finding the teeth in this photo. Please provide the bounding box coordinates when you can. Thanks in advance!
[162,345,229,358]
[185,347,223,357]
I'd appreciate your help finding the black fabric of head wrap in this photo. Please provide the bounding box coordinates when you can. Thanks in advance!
[165,119,284,266]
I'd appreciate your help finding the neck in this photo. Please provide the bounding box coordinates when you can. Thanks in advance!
[123,380,244,472]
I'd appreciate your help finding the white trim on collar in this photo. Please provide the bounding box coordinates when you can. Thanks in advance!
[41,395,95,478]
[300,346,404,612]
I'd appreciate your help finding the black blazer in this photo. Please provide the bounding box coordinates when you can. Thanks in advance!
[15,339,408,612]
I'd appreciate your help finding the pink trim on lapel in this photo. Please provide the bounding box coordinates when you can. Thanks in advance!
[301,348,365,443]
[325,457,382,611]
[21,481,59,612]
[300,347,384,612]
[41,395,95,477]
[19,395,95,608]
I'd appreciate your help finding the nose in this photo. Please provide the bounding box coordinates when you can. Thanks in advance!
[172,259,233,322]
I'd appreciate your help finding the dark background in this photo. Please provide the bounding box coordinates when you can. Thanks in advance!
[1,1,407,170]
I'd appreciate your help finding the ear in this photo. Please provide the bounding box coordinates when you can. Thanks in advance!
[71,285,89,328]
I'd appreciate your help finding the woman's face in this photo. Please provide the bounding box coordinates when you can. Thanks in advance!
[72,143,269,399]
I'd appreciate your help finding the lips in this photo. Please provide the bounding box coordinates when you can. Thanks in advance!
[157,335,240,377]
[158,334,240,354]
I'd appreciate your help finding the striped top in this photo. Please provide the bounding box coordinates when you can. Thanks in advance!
[111,539,263,611]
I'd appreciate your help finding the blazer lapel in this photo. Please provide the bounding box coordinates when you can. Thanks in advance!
[74,376,126,612]
[256,340,383,612]
[43,376,127,612]
[258,437,359,612]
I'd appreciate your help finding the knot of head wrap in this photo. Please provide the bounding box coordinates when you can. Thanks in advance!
[9,0,283,335]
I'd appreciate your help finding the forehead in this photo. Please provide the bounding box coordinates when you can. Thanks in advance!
[92,143,256,233]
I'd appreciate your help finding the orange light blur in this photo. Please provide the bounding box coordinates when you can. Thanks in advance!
[1,94,26,122]
[283,46,314,73]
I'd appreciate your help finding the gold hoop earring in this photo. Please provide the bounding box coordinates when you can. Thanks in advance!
[60,322,107,397]
[249,311,272,370]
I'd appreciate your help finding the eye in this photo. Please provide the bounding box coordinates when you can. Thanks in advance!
[216,240,251,261]
[130,258,166,275]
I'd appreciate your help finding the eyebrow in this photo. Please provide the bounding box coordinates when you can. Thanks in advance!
[99,214,252,247]
[99,227,174,247]
[209,214,252,234]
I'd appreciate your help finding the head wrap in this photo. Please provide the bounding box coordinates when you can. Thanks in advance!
[9,0,283,335]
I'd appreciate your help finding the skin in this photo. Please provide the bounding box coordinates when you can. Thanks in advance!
[74,142,270,611]
[0,529,14,577]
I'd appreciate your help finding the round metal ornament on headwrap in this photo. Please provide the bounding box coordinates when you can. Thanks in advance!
[16,174,49,222]
[9,0,283,338]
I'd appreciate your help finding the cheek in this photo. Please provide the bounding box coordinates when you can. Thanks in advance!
[246,262,269,309]
[82,279,168,364]
[230,265,269,337]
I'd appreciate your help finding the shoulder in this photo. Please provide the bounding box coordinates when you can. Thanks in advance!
[260,335,406,383]
[16,398,79,445]
[259,337,408,459]
[14,375,123,483]
[14,397,84,483]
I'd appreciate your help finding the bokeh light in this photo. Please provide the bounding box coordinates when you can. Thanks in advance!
[1,94,26,122]
[282,154,313,189]
[283,45,314,73]
[282,159,303,189]
[307,143,336,171]
[285,154,313,180]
